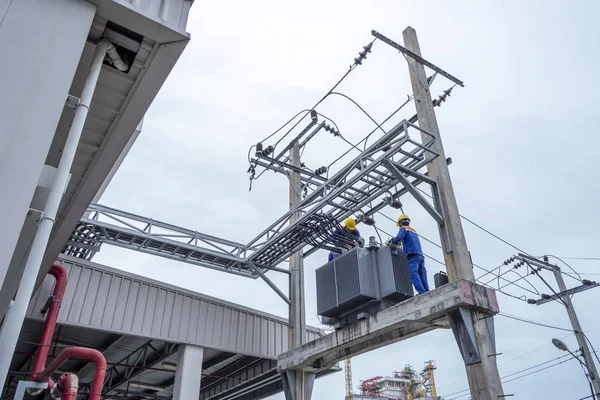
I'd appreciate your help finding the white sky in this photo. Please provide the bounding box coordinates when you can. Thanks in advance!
[96,1,600,399]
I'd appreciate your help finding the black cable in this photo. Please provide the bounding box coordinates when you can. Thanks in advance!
[545,254,583,281]
[446,352,577,399]
[259,109,314,144]
[373,225,384,245]
[326,102,413,173]
[330,92,385,133]
[375,211,537,300]
[582,332,600,365]
[372,223,445,267]
[498,312,573,332]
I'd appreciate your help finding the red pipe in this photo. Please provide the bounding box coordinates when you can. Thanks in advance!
[36,347,106,400]
[31,264,67,378]
[53,372,78,400]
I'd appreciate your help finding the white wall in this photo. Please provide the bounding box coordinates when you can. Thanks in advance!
[0,0,96,301]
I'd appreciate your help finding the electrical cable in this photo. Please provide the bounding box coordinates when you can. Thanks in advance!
[329,92,386,136]
[544,254,583,281]
[445,352,577,399]
[437,333,575,392]
[250,41,376,184]
[582,332,600,366]
[268,37,378,150]
[371,223,445,267]
[375,210,537,300]
[372,224,384,245]
[326,101,413,173]
[497,312,573,332]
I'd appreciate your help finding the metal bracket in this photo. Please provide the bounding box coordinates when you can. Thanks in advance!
[246,261,291,305]
[534,283,600,305]
[382,159,443,224]
[13,381,48,400]
[40,295,55,314]
[371,30,464,87]
[65,94,80,109]
[447,307,481,365]
[281,370,315,400]
[380,159,452,253]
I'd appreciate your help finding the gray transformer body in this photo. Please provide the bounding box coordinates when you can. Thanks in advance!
[316,246,414,329]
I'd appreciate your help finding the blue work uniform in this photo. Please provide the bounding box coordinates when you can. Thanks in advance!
[328,227,361,262]
[391,226,430,294]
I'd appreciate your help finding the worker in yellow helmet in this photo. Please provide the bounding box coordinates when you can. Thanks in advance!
[391,214,430,294]
[328,217,361,262]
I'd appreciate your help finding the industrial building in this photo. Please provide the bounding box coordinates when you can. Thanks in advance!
[6,1,583,399]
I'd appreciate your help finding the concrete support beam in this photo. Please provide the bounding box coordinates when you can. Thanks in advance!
[277,280,498,373]
[173,345,204,400]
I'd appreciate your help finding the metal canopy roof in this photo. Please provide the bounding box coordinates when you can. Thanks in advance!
[37,0,194,292]
[4,256,335,399]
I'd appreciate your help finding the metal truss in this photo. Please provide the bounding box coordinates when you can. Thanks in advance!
[65,118,450,294]
[246,118,444,266]
[64,204,271,278]
[77,339,178,399]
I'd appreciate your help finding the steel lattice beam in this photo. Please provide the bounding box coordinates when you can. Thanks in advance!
[65,118,442,278]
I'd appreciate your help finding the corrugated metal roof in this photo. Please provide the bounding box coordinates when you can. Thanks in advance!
[27,256,322,361]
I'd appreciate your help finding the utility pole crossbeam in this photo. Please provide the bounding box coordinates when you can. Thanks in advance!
[277,280,498,373]
[397,26,504,399]
[516,254,600,398]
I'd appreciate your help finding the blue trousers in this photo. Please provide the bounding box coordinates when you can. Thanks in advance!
[408,254,429,294]
[328,251,334,262]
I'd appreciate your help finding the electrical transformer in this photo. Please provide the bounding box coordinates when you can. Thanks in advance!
[316,245,414,329]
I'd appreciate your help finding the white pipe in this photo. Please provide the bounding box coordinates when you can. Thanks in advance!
[102,39,128,72]
[0,40,110,390]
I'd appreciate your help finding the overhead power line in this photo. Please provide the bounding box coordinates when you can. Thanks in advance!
[445,352,577,399]
[497,312,573,333]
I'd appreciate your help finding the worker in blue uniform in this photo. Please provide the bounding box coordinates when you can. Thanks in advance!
[391,214,430,294]
[328,217,361,262]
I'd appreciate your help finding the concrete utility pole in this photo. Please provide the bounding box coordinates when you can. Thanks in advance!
[402,26,504,400]
[287,141,310,399]
[552,270,600,398]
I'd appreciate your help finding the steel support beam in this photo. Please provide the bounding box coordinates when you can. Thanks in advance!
[76,339,179,398]
[381,158,443,224]
[277,280,498,373]
[246,261,290,305]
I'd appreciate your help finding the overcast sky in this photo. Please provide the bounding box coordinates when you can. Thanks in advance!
[95,1,600,399]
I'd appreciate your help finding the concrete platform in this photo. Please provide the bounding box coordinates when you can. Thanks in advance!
[277,280,499,373]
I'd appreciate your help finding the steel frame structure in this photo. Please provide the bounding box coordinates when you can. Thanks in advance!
[77,339,179,399]
[66,119,448,276]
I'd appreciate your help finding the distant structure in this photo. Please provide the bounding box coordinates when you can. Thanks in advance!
[352,362,440,400]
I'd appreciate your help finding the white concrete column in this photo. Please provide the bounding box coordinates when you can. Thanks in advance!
[173,345,204,400]
[0,0,96,320]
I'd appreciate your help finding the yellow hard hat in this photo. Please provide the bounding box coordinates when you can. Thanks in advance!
[344,217,356,230]
[396,214,410,227]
